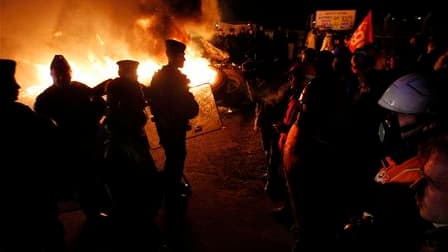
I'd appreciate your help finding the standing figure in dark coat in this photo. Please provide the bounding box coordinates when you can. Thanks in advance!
[147,39,199,209]
[34,55,108,222]
[0,59,65,252]
[103,59,161,250]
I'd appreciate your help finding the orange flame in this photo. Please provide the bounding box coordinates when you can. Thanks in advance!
[4,2,224,107]
[19,43,218,107]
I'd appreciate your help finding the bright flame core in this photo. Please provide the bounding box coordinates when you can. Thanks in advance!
[1,0,225,106]
[22,49,218,104]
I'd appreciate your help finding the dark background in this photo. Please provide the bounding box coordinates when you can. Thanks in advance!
[217,0,441,29]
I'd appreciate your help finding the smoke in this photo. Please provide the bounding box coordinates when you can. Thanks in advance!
[133,0,222,58]
[0,0,222,105]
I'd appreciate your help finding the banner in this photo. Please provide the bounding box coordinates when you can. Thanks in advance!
[315,10,356,30]
[348,10,374,53]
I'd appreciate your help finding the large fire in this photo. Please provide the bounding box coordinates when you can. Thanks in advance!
[0,0,224,107]
[24,45,219,99]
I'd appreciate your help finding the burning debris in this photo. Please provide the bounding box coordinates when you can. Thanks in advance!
[0,0,222,107]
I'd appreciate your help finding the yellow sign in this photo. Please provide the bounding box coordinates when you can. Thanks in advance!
[315,10,356,30]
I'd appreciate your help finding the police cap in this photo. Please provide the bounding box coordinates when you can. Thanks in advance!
[0,59,20,89]
[165,39,186,57]
[0,59,16,79]
[116,59,139,72]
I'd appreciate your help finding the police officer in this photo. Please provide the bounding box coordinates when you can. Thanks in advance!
[103,59,162,250]
[147,39,199,210]
[1,59,65,251]
[34,55,108,222]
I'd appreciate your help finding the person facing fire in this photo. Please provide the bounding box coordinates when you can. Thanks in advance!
[102,59,162,250]
[34,54,108,223]
[147,39,199,211]
[1,59,65,251]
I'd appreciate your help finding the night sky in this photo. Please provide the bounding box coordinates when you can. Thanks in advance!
[217,0,441,29]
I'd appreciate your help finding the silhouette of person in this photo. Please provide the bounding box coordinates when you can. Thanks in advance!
[0,59,65,251]
[147,39,199,210]
[34,55,108,222]
[103,59,162,250]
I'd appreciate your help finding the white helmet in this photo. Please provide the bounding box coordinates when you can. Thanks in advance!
[378,73,434,114]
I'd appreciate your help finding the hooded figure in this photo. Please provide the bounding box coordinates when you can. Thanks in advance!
[34,54,109,222]
[49,54,72,87]
[50,54,71,72]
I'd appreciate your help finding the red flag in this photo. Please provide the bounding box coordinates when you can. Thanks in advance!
[348,10,374,53]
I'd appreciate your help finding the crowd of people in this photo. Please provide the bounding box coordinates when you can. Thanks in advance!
[228,25,448,251]
[0,39,198,252]
[2,22,448,252]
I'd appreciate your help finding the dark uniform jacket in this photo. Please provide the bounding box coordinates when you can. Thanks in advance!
[147,65,199,141]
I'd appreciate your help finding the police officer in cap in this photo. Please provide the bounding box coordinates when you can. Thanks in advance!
[1,59,65,251]
[105,60,148,137]
[103,59,162,250]
[0,59,21,103]
[147,39,199,213]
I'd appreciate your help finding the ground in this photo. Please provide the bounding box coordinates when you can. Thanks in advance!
[60,104,295,252]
